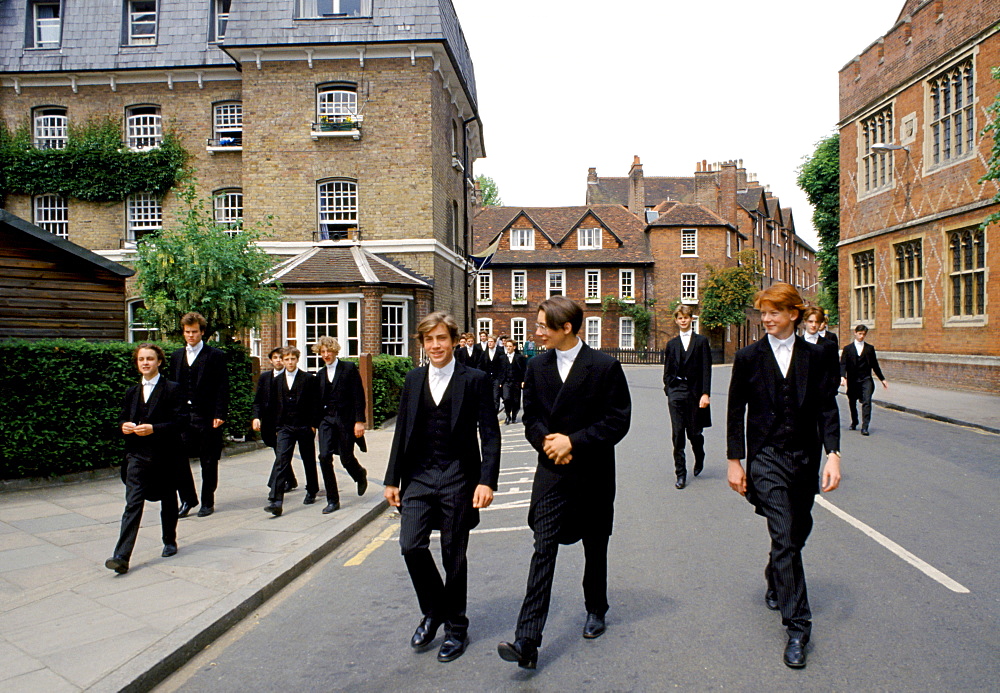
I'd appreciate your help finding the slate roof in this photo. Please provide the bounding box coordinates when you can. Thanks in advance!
[646,203,735,229]
[737,187,768,214]
[0,210,134,277]
[270,245,431,286]
[0,1,478,104]
[472,205,653,266]
[586,177,696,206]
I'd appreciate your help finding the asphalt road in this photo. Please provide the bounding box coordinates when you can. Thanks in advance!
[158,365,999,692]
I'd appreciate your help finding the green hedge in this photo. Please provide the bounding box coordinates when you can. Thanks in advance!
[370,354,412,426]
[0,339,253,480]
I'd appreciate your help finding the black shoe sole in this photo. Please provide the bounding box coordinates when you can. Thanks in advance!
[497,642,537,669]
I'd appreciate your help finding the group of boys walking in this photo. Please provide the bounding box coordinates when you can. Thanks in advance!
[454,330,528,424]
[107,283,884,671]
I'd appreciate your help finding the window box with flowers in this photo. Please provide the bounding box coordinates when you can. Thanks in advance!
[512,293,527,306]
[311,114,363,140]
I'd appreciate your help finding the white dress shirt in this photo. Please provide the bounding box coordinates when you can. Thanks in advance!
[507,352,515,363]
[325,358,339,382]
[272,368,283,378]
[679,330,692,351]
[803,331,819,344]
[555,337,584,382]
[185,340,204,366]
[285,368,298,389]
[428,358,456,405]
[466,345,475,358]
[767,333,795,377]
[854,340,865,356]
[141,373,160,403]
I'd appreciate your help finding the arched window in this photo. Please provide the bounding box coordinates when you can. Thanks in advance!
[212,101,242,146]
[33,106,67,149]
[316,83,358,123]
[213,189,243,235]
[126,105,162,150]
[317,179,357,240]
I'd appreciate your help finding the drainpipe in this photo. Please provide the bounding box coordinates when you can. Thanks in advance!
[462,114,479,331]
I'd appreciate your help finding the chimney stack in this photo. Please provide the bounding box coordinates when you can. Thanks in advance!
[720,160,738,226]
[694,158,718,211]
[628,156,645,216]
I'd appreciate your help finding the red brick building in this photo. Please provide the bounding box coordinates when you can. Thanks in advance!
[837,0,1000,391]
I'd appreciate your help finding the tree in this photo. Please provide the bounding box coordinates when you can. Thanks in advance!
[980,66,1000,231]
[699,250,763,330]
[476,174,502,206]
[797,133,840,322]
[134,184,284,341]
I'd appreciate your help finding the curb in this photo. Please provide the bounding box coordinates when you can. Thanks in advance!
[91,497,390,693]
[872,399,1000,435]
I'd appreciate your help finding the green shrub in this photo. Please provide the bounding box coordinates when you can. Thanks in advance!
[371,354,413,426]
[0,339,253,480]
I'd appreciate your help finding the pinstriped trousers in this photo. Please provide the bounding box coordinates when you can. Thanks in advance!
[514,485,610,645]
[749,445,817,637]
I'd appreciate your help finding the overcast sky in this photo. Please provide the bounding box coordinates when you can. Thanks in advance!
[452,0,905,249]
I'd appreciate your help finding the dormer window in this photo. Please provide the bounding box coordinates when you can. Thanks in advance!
[299,0,362,18]
[127,1,157,45]
[212,0,231,42]
[31,1,62,49]
[33,107,68,149]
[126,105,162,150]
[578,227,602,249]
[510,227,534,250]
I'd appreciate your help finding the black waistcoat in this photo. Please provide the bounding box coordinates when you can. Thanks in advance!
[409,376,461,484]
[769,350,803,453]
[129,390,156,456]
[177,355,202,403]
[277,375,305,426]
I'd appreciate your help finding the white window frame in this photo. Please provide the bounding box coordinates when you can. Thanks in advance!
[477,270,493,305]
[852,249,875,328]
[510,227,534,250]
[619,317,634,350]
[681,228,698,256]
[585,269,601,303]
[893,239,923,327]
[213,189,243,235]
[691,315,700,334]
[283,295,362,370]
[126,193,162,243]
[511,270,527,304]
[947,229,986,321]
[619,269,635,302]
[127,300,159,342]
[126,105,162,151]
[317,85,358,123]
[300,0,364,18]
[477,318,493,337]
[578,227,602,249]
[381,300,408,356]
[681,273,698,304]
[510,318,527,349]
[928,58,975,169]
[317,179,358,239]
[860,104,894,196]
[546,269,565,298]
[585,316,601,348]
[212,102,242,146]
[33,194,68,239]
[33,107,68,149]
[32,1,61,49]
[213,0,231,41]
[726,230,732,258]
[128,0,157,45]
[249,327,261,358]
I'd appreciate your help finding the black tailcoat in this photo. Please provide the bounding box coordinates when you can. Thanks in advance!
[251,370,280,448]
[522,343,632,542]
[662,332,713,429]
[119,378,188,501]
[840,342,885,397]
[317,359,367,454]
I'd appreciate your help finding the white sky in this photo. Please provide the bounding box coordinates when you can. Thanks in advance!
[452,0,906,249]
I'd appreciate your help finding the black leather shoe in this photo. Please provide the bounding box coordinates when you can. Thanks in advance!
[861,429,870,436]
[303,493,316,505]
[849,424,857,430]
[693,460,704,476]
[583,613,606,639]
[675,476,687,489]
[511,417,518,424]
[265,502,282,517]
[105,556,129,574]
[357,475,368,496]
[784,635,808,668]
[322,501,340,514]
[410,616,441,649]
[177,502,192,518]
[497,639,538,669]
[197,505,214,517]
[437,633,467,662]
[284,480,298,492]
[765,589,779,610]
[162,544,178,558]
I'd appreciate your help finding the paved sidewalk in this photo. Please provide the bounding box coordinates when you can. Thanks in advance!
[0,428,394,693]
[866,379,1000,434]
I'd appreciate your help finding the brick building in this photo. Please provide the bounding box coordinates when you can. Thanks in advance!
[837,0,1000,391]
[584,157,819,360]
[0,0,483,361]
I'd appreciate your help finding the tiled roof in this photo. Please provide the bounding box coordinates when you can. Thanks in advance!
[587,177,696,206]
[646,203,734,229]
[271,245,430,286]
[473,205,653,266]
[737,187,767,213]
[781,207,795,233]
[0,1,478,104]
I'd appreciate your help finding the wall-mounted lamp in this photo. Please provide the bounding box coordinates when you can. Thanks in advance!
[871,143,909,153]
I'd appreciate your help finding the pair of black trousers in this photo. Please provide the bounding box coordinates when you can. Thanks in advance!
[667,385,704,477]
[514,487,610,645]
[114,463,178,560]
[318,418,366,503]
[490,378,503,412]
[268,425,316,502]
[399,480,473,633]
[750,445,816,638]
[848,378,875,430]
[177,416,222,507]
[502,383,521,422]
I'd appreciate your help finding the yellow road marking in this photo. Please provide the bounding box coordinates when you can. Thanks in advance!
[344,524,396,567]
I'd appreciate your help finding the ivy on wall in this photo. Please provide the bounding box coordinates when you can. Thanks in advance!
[602,296,656,350]
[0,116,187,204]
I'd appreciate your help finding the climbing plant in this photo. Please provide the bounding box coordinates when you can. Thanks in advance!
[601,296,656,349]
